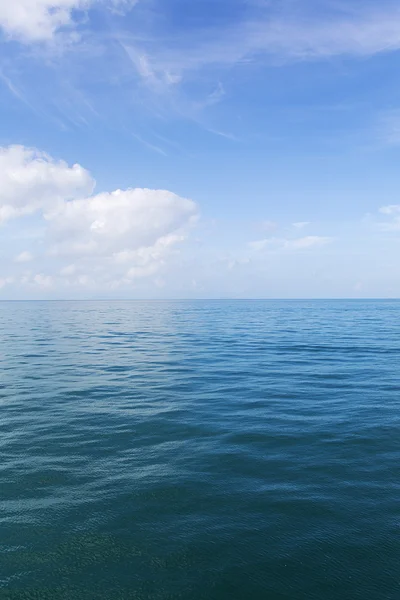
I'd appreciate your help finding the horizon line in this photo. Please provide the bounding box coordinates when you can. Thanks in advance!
[0,298,399,302]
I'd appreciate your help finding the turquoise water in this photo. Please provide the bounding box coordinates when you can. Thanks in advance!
[1,300,399,600]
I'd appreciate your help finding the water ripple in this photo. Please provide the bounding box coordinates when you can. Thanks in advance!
[0,300,399,599]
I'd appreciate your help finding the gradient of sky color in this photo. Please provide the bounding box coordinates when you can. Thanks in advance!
[0,0,400,298]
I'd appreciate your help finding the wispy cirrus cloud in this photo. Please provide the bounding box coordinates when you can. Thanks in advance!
[99,0,400,142]
[3,0,400,150]
[118,1,400,85]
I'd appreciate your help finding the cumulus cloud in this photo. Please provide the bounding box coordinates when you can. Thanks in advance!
[47,188,196,257]
[0,0,136,42]
[47,188,197,287]
[0,145,198,293]
[0,145,94,224]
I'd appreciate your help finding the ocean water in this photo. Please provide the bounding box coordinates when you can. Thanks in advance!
[1,300,399,600]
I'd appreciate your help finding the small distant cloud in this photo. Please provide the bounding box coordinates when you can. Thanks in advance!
[378,204,400,230]
[227,258,251,271]
[0,276,14,289]
[380,205,400,215]
[284,236,332,250]
[14,251,33,263]
[60,264,77,276]
[261,220,278,232]
[354,281,364,292]
[248,238,273,251]
[34,274,53,288]
[249,235,332,252]
[292,221,310,229]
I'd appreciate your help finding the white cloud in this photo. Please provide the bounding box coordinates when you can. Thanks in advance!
[293,221,310,229]
[60,264,77,276]
[249,235,332,252]
[34,273,53,287]
[0,0,136,42]
[0,276,14,289]
[248,239,272,252]
[284,236,331,249]
[14,251,33,262]
[0,145,198,293]
[48,190,197,287]
[379,204,400,231]
[380,205,400,215]
[47,188,197,259]
[0,145,94,224]
[0,0,89,41]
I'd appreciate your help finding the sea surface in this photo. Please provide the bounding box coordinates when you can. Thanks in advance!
[1,300,399,600]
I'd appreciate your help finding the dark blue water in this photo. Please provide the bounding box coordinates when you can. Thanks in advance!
[1,300,399,599]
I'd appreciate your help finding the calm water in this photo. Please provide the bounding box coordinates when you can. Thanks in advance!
[1,300,399,600]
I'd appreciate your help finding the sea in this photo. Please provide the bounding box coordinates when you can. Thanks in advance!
[0,300,399,600]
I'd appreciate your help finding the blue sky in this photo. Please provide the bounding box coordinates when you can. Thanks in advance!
[0,0,400,298]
